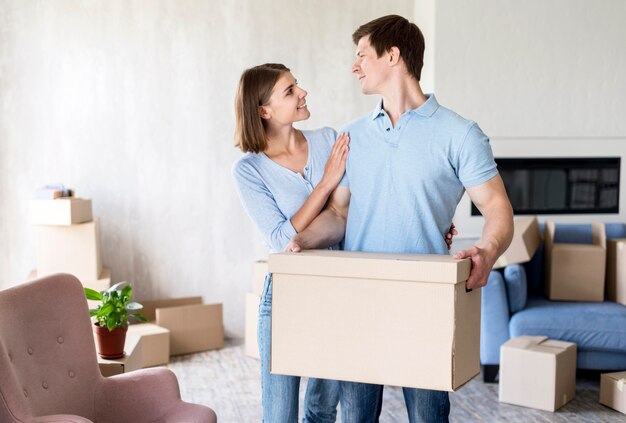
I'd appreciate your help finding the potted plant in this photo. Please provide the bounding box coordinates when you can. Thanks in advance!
[85,282,147,359]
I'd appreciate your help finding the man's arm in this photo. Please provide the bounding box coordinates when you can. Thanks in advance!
[284,186,351,252]
[453,175,514,289]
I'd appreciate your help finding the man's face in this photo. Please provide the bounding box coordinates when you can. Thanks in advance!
[352,36,390,95]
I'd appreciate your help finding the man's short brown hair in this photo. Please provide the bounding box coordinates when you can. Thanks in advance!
[352,15,425,82]
[234,63,289,153]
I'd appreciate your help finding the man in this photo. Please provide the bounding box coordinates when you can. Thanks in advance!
[286,15,513,422]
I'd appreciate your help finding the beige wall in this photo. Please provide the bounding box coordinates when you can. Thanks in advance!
[0,0,413,337]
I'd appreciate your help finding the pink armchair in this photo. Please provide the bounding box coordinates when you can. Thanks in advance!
[0,273,217,423]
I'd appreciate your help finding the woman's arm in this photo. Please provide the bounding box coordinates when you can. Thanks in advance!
[289,132,349,232]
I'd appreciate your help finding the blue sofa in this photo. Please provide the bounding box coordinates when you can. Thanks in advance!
[481,223,626,382]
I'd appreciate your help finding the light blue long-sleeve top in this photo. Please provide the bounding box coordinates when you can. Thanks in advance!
[232,127,338,253]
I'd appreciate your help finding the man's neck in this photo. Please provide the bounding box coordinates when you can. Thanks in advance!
[381,77,427,127]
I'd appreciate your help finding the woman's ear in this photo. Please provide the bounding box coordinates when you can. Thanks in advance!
[259,105,271,120]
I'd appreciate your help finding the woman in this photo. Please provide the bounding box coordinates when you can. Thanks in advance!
[232,63,345,423]
[232,63,457,422]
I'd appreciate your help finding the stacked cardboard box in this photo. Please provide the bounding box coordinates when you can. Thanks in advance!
[244,260,267,359]
[28,196,110,296]
[268,250,479,391]
[544,221,606,301]
[499,336,577,411]
[493,216,542,269]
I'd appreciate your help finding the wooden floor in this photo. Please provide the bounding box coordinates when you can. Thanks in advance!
[167,339,626,422]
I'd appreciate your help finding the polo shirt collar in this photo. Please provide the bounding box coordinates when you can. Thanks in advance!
[369,93,440,120]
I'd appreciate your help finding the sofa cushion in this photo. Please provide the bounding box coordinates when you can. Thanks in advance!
[503,264,527,313]
[509,297,626,353]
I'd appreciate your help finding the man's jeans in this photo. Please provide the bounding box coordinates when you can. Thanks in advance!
[339,382,450,423]
[259,274,340,422]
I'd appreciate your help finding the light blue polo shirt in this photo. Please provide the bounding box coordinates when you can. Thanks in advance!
[340,94,497,255]
[232,127,339,253]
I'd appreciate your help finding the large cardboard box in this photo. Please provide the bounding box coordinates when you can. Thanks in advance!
[253,260,268,296]
[140,297,224,356]
[499,336,576,411]
[245,292,260,359]
[544,221,606,301]
[268,250,479,391]
[30,198,93,225]
[600,371,626,414]
[37,219,102,281]
[28,267,111,310]
[607,239,626,306]
[127,323,170,367]
[493,216,542,269]
[96,332,142,377]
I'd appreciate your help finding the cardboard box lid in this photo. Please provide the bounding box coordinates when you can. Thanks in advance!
[156,303,223,331]
[493,216,542,268]
[269,250,471,283]
[604,371,626,384]
[503,336,576,355]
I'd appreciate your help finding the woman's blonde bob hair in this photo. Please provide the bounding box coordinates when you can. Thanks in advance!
[234,63,290,153]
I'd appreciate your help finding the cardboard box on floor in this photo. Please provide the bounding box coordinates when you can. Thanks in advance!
[30,198,93,226]
[127,323,170,367]
[28,267,111,310]
[607,239,626,306]
[97,332,142,377]
[544,221,606,301]
[600,371,626,415]
[140,297,224,356]
[268,250,479,391]
[245,293,260,359]
[499,336,576,412]
[37,219,102,281]
[493,216,542,269]
[253,260,268,296]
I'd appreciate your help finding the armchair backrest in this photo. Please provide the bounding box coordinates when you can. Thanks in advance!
[0,274,101,421]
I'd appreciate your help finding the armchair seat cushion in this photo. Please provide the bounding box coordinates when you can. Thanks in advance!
[510,297,626,353]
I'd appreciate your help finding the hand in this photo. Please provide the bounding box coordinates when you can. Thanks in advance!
[320,133,349,190]
[453,245,492,290]
[284,238,302,253]
[445,223,458,250]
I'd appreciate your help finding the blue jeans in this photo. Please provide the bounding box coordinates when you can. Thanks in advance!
[259,274,340,423]
[340,383,450,423]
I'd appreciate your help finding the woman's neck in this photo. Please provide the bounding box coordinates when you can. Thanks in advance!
[264,125,301,157]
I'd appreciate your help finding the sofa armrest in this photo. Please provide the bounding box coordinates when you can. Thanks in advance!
[480,270,511,365]
[503,264,527,313]
[95,368,182,423]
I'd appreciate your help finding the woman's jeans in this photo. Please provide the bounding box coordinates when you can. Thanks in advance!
[259,274,340,422]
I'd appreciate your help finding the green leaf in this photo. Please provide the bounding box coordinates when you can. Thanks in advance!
[126,302,143,311]
[121,284,132,300]
[131,312,148,322]
[109,282,126,292]
[97,302,114,317]
[89,309,99,317]
[106,317,116,331]
[84,288,103,301]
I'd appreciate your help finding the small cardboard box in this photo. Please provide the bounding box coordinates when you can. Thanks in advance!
[268,250,479,391]
[28,267,111,310]
[97,332,142,377]
[607,239,626,306]
[253,260,268,296]
[544,221,606,301]
[600,371,626,414]
[140,297,224,356]
[493,216,542,269]
[30,198,93,226]
[499,336,576,411]
[245,292,260,359]
[127,323,170,367]
[37,219,102,282]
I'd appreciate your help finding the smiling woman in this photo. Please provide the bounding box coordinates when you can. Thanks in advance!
[231,63,348,422]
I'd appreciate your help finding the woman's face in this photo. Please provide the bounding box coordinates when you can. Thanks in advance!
[261,72,310,126]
